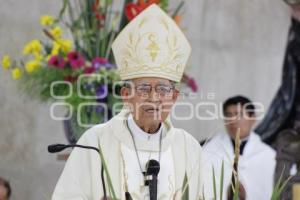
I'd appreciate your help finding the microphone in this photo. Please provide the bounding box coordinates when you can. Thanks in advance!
[145,159,160,200]
[47,143,106,199]
[48,143,100,154]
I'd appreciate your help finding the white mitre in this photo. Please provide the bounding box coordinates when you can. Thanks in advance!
[112,4,191,82]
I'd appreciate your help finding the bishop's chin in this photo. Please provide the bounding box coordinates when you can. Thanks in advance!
[143,108,161,117]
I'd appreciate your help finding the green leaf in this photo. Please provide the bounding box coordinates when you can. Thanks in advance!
[118,0,133,31]
[172,1,184,18]
[159,0,169,11]
[212,166,217,200]
[181,173,189,200]
[232,175,240,200]
[220,161,224,200]
[98,148,118,200]
[271,166,291,200]
[58,0,69,20]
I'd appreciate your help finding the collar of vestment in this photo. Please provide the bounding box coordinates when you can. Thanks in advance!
[106,108,174,152]
[127,114,162,141]
[230,137,248,155]
[221,132,262,157]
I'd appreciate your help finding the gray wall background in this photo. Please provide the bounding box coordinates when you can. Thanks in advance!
[0,0,292,199]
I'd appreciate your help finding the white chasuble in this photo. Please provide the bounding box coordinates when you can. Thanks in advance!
[52,109,203,200]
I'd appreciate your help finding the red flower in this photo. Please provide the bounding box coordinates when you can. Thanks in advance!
[182,73,198,92]
[48,55,66,69]
[92,0,106,25]
[67,51,85,69]
[125,3,142,21]
[96,13,105,21]
[84,67,96,74]
[92,0,100,12]
[187,77,198,92]
[125,0,160,21]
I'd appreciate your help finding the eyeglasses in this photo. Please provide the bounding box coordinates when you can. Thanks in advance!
[135,84,174,96]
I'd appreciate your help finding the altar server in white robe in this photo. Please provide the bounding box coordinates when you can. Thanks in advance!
[202,95,276,200]
[52,4,203,200]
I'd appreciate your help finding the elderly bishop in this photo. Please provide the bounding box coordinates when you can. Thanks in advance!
[52,4,202,200]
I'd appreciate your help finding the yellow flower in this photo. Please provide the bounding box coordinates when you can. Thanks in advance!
[40,15,54,26]
[33,52,43,61]
[50,26,62,39]
[25,60,41,73]
[50,39,73,56]
[1,55,11,69]
[23,40,43,55]
[58,39,73,53]
[59,39,73,54]
[51,42,61,56]
[12,68,22,80]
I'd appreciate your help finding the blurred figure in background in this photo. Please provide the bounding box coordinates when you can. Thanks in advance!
[202,96,276,200]
[0,177,11,200]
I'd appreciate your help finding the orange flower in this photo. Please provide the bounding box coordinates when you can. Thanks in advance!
[174,15,182,25]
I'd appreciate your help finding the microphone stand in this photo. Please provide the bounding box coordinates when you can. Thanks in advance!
[48,144,108,199]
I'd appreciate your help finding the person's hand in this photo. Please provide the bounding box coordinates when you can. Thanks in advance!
[291,4,300,21]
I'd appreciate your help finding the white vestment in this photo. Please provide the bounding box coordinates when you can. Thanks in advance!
[202,132,276,200]
[52,109,203,200]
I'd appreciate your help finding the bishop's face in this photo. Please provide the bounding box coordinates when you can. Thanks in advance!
[224,104,256,140]
[121,77,179,128]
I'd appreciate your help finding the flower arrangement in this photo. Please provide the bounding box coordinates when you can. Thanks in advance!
[1,0,197,142]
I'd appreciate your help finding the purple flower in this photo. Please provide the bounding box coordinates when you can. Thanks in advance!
[104,62,114,69]
[96,85,108,99]
[92,57,113,70]
[48,55,66,69]
[67,51,85,69]
[95,105,104,113]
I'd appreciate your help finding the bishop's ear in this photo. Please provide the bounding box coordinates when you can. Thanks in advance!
[120,86,134,101]
[172,89,180,102]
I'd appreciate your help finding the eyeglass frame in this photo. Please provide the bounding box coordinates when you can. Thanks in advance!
[123,80,177,97]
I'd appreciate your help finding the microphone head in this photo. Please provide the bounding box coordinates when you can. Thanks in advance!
[146,159,160,176]
[48,144,68,153]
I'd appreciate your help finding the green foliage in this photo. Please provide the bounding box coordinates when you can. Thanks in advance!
[210,161,225,200]
[19,67,65,102]
[159,0,169,11]
[212,166,217,200]
[204,161,290,200]
[271,167,291,200]
[220,161,224,200]
[182,173,189,200]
